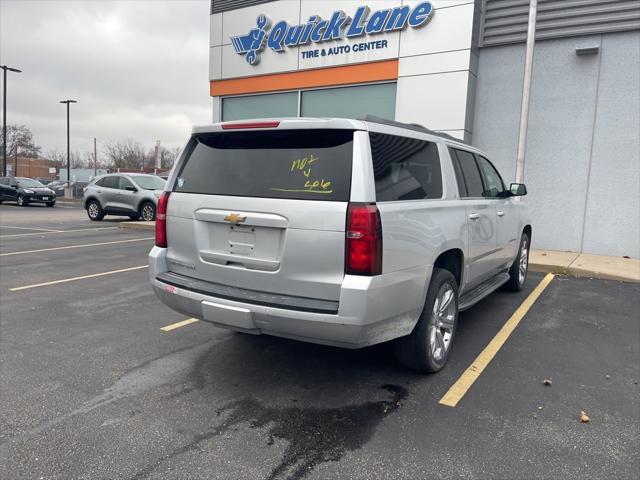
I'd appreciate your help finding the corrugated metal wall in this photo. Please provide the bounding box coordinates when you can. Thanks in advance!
[481,0,640,46]
[211,0,275,15]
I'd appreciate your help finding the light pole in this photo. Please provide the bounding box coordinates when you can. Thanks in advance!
[59,99,77,189]
[1,65,22,177]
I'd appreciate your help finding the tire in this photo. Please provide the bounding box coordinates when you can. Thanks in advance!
[17,195,28,207]
[46,202,55,208]
[505,232,530,292]
[395,268,459,373]
[86,200,104,221]
[139,202,156,222]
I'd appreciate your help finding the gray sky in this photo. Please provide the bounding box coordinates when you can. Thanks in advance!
[0,0,211,157]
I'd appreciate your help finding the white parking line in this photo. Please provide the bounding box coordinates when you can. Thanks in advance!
[0,237,154,256]
[0,227,119,238]
[9,265,148,291]
[0,226,61,232]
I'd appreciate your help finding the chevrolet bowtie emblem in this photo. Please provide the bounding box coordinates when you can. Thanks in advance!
[224,213,247,224]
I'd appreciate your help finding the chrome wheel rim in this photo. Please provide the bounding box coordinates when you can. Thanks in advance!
[518,238,529,285]
[428,283,456,362]
[141,204,154,221]
[88,203,99,218]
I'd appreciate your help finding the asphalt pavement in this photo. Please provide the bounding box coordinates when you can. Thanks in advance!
[0,203,638,479]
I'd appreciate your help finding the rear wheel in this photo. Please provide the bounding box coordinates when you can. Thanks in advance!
[17,195,28,207]
[505,232,530,292]
[395,268,459,373]
[140,202,156,221]
[86,200,104,221]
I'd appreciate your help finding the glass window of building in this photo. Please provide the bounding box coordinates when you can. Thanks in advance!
[222,92,298,121]
[301,83,396,119]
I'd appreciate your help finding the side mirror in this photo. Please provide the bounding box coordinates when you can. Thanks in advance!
[124,186,137,192]
[509,183,527,196]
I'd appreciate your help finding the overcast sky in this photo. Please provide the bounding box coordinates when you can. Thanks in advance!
[0,0,211,157]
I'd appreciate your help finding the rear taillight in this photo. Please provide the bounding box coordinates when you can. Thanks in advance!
[345,203,382,276]
[155,191,170,248]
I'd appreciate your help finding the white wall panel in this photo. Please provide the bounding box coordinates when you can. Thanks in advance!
[398,50,472,77]
[209,46,223,80]
[395,71,470,131]
[400,1,474,57]
[210,13,223,47]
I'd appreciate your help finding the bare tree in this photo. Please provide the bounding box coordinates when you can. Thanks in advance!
[105,139,147,169]
[1,124,41,159]
[44,149,66,168]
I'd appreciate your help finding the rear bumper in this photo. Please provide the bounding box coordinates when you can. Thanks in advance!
[149,247,428,349]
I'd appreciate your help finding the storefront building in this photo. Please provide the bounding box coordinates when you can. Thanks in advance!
[209,0,639,258]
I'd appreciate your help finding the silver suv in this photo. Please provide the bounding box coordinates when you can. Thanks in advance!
[84,173,166,221]
[150,117,531,372]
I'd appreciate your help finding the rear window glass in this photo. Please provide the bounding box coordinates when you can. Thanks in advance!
[174,129,353,201]
[452,149,484,198]
[370,133,442,201]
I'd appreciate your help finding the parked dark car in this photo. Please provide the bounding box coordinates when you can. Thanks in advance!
[0,177,57,207]
[48,180,89,198]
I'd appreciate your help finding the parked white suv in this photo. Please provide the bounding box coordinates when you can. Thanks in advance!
[149,117,531,372]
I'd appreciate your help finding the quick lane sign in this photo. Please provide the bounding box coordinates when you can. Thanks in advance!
[231,2,435,65]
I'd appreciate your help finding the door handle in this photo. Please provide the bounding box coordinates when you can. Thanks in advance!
[469,213,480,220]
[497,211,505,217]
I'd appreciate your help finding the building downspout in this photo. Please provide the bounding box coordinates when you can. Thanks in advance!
[515,0,538,183]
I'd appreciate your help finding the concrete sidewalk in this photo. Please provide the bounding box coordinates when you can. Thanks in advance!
[529,250,640,283]
[119,221,640,283]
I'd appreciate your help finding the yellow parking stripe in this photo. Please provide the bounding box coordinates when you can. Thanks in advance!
[439,273,555,408]
[0,227,119,238]
[0,237,153,256]
[9,265,148,291]
[160,318,200,332]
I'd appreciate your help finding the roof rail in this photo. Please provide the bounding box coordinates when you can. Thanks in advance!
[358,115,469,145]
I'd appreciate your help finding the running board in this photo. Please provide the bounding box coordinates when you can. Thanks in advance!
[459,272,510,311]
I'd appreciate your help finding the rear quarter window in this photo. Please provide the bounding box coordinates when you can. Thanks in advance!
[370,132,443,201]
[174,129,353,202]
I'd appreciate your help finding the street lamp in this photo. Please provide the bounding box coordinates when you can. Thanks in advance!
[1,65,22,177]
[60,99,77,189]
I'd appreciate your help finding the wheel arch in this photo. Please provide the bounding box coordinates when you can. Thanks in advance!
[433,248,464,288]
[84,196,100,209]
[136,198,155,213]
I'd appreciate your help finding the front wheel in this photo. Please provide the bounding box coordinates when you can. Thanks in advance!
[46,202,55,207]
[86,200,104,221]
[395,268,459,373]
[505,232,530,292]
[140,202,156,222]
[17,195,28,207]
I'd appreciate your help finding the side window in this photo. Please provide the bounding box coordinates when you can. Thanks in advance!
[476,156,505,198]
[99,176,118,189]
[448,148,467,198]
[452,149,484,198]
[370,133,443,201]
[0,178,8,186]
[118,177,135,190]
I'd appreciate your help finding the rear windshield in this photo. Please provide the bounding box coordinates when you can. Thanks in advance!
[174,129,353,201]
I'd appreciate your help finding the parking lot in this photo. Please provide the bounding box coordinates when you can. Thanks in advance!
[1,204,638,479]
